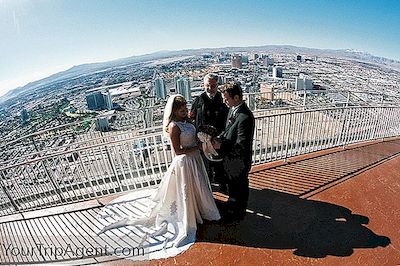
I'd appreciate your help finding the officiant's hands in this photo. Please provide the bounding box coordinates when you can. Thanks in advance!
[212,138,222,150]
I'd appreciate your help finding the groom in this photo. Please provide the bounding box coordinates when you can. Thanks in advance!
[213,82,255,222]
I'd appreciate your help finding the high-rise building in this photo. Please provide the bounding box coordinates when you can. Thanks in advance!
[154,77,167,99]
[305,79,313,90]
[176,78,192,101]
[232,55,242,69]
[86,92,106,110]
[104,90,113,110]
[249,53,259,61]
[295,77,304,91]
[95,117,110,132]
[264,57,274,66]
[174,75,181,92]
[295,77,313,91]
[20,108,29,123]
[273,67,283,78]
[242,55,249,64]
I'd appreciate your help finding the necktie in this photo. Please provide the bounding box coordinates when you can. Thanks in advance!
[225,108,234,128]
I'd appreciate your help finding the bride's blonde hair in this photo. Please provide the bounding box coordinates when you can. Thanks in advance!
[164,95,187,133]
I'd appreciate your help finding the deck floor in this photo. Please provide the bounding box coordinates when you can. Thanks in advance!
[1,139,400,265]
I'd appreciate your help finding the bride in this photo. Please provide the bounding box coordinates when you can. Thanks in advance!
[97,94,220,260]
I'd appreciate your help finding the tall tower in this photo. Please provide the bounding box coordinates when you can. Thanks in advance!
[86,92,105,110]
[295,77,305,91]
[104,90,113,110]
[176,78,192,101]
[231,55,242,69]
[273,67,283,78]
[154,77,167,99]
[264,57,274,66]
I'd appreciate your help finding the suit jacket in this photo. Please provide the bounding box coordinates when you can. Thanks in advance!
[220,102,255,178]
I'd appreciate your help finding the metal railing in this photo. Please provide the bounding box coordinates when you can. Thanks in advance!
[2,89,397,166]
[243,89,400,111]
[1,106,400,217]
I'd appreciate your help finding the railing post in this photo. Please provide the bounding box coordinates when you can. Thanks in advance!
[284,108,292,161]
[337,108,347,148]
[0,170,19,212]
[43,160,66,202]
[101,131,123,192]
[31,136,66,202]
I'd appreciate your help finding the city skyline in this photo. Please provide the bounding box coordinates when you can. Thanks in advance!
[1,0,399,97]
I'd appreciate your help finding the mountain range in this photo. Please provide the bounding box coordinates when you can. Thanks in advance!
[1,45,399,104]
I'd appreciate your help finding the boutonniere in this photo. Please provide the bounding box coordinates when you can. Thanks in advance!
[188,111,195,119]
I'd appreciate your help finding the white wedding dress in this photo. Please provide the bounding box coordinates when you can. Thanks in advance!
[97,121,220,261]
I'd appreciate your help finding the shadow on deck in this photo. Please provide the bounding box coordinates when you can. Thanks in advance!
[1,138,400,265]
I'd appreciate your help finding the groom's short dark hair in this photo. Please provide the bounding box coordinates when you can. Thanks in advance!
[222,82,243,99]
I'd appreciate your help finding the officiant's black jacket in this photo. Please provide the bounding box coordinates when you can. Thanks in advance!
[191,91,228,134]
[220,102,255,176]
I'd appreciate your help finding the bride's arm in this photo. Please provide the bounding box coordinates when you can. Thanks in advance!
[169,123,198,155]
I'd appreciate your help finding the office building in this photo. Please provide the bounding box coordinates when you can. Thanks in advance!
[176,78,192,101]
[20,109,29,123]
[273,67,283,78]
[95,117,110,132]
[104,90,113,110]
[264,57,274,66]
[86,92,106,110]
[154,77,167,99]
[295,77,313,91]
[232,55,242,69]
[242,55,249,64]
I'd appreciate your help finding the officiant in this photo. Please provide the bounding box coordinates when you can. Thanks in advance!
[190,73,229,189]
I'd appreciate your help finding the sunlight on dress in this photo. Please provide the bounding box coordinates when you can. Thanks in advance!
[97,121,220,261]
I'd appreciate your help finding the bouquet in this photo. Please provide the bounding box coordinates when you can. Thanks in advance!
[197,125,223,162]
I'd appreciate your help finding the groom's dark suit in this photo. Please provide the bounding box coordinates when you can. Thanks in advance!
[219,102,255,218]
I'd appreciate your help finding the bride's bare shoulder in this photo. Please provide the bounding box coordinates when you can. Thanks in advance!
[168,121,181,133]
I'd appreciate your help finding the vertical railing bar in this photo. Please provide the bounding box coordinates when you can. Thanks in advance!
[257,117,264,164]
[65,152,86,200]
[262,117,270,163]
[312,111,320,151]
[78,148,100,198]
[96,145,114,195]
[275,116,282,161]
[270,116,275,161]
[0,171,19,213]
[145,137,157,185]
[125,141,138,190]
[40,160,59,206]
[294,112,302,156]
[19,168,38,210]
[284,111,292,160]
[113,143,127,192]
[152,135,163,182]
[131,141,144,189]
[322,110,330,149]
[103,144,121,194]
[28,163,49,208]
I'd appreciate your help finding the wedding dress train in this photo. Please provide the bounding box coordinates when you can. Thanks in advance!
[97,121,220,260]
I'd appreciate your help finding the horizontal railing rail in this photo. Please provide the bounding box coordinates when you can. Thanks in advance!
[1,106,400,216]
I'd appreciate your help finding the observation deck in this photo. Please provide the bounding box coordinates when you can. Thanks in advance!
[1,102,400,265]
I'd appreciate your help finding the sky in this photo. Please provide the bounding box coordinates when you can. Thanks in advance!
[0,0,399,97]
